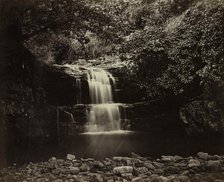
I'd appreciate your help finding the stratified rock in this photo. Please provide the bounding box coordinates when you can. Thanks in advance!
[113,166,133,174]
[188,159,201,168]
[67,154,76,161]
[197,152,209,160]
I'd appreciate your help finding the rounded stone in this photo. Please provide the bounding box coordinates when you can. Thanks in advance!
[67,154,76,161]
[188,159,200,168]
[113,166,133,174]
[197,152,209,160]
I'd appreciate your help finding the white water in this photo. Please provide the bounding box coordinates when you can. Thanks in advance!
[87,69,115,104]
[81,130,133,135]
[75,77,82,104]
[87,69,122,132]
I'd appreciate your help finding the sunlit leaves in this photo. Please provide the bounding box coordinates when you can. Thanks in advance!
[122,0,224,100]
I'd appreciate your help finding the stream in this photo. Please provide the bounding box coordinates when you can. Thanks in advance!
[5,131,224,166]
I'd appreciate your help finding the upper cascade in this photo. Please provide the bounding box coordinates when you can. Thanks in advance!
[87,69,116,104]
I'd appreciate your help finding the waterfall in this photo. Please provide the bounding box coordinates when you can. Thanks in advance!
[86,69,122,132]
[87,69,115,104]
[75,77,82,104]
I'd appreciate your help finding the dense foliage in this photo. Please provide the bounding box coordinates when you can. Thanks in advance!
[18,0,144,62]
[1,0,224,102]
[122,0,224,101]
[1,0,224,136]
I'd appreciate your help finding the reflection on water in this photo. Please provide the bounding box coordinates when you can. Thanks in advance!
[2,131,224,167]
[82,130,133,135]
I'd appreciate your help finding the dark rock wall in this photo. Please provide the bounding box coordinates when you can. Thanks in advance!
[110,67,224,136]
[124,101,186,137]
[42,65,90,106]
[180,100,223,135]
[109,67,145,103]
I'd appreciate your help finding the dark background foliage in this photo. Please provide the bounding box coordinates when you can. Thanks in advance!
[0,0,224,141]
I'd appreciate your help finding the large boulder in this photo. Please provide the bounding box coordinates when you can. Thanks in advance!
[113,166,133,174]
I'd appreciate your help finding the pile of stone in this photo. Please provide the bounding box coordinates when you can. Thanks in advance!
[0,152,224,182]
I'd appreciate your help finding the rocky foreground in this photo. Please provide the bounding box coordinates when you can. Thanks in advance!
[1,153,224,182]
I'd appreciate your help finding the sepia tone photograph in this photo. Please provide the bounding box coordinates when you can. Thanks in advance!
[0,0,224,181]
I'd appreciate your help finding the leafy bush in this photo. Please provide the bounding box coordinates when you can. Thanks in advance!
[122,0,224,101]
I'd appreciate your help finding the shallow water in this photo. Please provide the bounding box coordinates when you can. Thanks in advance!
[4,131,224,166]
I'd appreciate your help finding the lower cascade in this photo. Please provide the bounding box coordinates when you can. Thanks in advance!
[86,69,123,132]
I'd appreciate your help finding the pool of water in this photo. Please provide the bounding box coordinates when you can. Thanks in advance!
[67,131,224,159]
[3,131,224,166]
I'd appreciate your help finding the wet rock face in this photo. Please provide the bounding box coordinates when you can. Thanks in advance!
[180,100,224,135]
[0,29,56,146]
[42,65,90,106]
[1,152,224,182]
[125,102,186,136]
[108,67,145,104]
[57,105,88,135]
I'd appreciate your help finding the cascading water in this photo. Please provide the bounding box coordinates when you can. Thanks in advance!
[86,69,122,132]
[87,69,115,104]
[75,77,82,104]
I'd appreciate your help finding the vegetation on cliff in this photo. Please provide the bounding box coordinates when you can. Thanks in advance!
[0,0,224,137]
[8,0,223,103]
